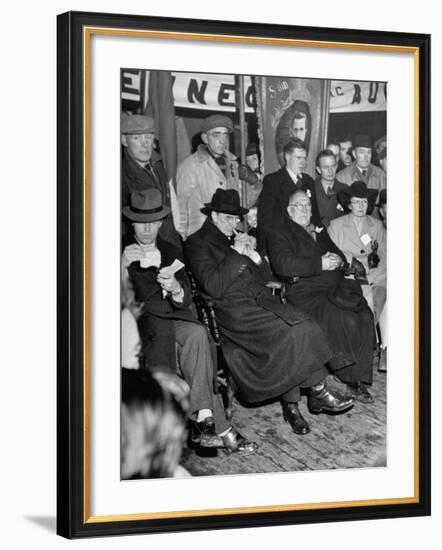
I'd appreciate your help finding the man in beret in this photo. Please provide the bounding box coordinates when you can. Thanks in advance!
[176,114,241,239]
[337,134,386,198]
[121,188,257,455]
[121,113,180,247]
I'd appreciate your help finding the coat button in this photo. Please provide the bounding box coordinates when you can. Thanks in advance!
[360,250,365,254]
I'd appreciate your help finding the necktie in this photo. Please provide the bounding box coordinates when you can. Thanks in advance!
[361,169,367,177]
[145,162,159,185]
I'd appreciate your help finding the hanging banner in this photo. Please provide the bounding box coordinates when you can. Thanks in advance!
[255,76,329,176]
[330,80,387,113]
[122,70,255,113]
[171,72,254,112]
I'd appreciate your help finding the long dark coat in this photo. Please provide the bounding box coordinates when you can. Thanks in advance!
[122,149,181,248]
[257,168,321,255]
[126,236,200,373]
[267,218,374,384]
[185,219,332,403]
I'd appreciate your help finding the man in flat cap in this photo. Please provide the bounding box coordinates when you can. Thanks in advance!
[121,188,257,455]
[121,113,180,247]
[336,134,386,198]
[176,114,241,239]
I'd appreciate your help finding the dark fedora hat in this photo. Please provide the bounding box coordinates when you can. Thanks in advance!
[201,189,249,217]
[122,189,170,222]
[338,181,378,213]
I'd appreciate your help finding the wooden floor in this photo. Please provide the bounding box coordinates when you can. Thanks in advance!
[180,369,387,476]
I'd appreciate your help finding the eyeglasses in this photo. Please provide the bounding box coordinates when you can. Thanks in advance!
[350,199,368,206]
[221,214,241,223]
[289,203,312,211]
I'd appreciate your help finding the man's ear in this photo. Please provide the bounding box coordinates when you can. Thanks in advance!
[201,132,208,145]
[316,166,321,176]
[352,148,356,160]
[121,135,128,147]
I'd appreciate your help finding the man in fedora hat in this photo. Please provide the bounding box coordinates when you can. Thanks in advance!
[328,182,387,391]
[176,114,242,240]
[121,188,257,455]
[337,134,386,197]
[186,189,355,437]
[267,189,375,403]
[121,113,180,247]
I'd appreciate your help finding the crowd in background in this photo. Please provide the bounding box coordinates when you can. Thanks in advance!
[120,110,387,479]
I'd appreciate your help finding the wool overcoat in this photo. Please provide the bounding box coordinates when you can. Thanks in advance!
[257,167,321,255]
[267,219,374,384]
[185,219,332,403]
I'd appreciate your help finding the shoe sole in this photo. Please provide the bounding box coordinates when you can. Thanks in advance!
[309,402,355,415]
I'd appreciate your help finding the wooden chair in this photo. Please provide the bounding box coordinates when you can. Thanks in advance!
[188,271,235,420]
[188,271,287,421]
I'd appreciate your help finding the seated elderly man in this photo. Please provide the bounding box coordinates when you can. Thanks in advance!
[267,190,375,403]
[185,189,354,436]
[121,188,257,455]
[328,182,387,323]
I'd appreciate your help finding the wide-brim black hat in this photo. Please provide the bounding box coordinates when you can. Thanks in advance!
[201,188,249,216]
[122,189,170,222]
[337,181,378,213]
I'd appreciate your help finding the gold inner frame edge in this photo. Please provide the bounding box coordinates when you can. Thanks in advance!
[82,26,421,524]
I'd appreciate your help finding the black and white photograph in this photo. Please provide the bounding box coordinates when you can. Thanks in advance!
[120,69,388,480]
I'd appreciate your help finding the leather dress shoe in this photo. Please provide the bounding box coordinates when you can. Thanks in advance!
[190,417,223,448]
[282,402,310,435]
[347,382,374,403]
[308,384,355,414]
[220,428,258,455]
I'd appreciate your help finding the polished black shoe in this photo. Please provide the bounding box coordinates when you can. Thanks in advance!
[308,384,355,414]
[282,402,310,435]
[346,382,374,403]
[190,417,223,448]
[220,428,258,455]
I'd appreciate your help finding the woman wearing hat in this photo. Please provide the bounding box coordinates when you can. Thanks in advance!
[329,182,387,378]
[186,189,355,437]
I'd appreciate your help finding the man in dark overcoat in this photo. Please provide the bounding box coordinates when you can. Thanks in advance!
[121,113,180,247]
[257,138,321,255]
[122,188,256,455]
[267,190,375,403]
[185,189,354,436]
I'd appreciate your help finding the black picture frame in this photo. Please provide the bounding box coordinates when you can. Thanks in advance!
[57,10,431,539]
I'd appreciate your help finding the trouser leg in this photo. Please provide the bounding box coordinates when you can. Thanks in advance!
[174,321,230,433]
[282,364,328,402]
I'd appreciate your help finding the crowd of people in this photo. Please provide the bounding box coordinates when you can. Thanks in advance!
[120,111,387,479]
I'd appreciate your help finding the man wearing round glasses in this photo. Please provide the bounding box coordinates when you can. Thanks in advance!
[267,189,376,405]
[176,114,241,240]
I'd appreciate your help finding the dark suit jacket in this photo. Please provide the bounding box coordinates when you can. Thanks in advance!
[257,167,321,255]
[126,235,198,372]
[122,149,180,248]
